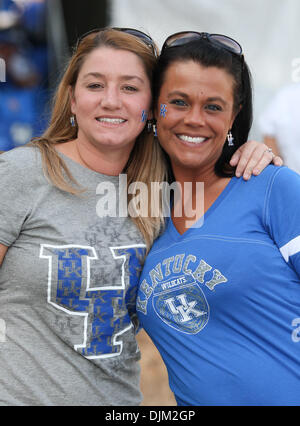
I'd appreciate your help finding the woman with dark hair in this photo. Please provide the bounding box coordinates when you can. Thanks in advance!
[137,32,300,406]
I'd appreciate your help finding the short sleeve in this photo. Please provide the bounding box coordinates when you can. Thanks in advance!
[0,154,33,246]
[264,167,300,275]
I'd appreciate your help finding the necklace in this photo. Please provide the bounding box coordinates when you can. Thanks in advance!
[75,140,100,173]
[75,140,127,176]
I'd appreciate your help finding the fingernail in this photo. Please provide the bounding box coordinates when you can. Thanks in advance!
[253,169,260,175]
[243,173,250,180]
[236,172,241,177]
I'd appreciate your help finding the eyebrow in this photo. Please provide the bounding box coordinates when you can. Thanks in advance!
[167,91,227,106]
[206,96,227,106]
[167,91,188,99]
[82,72,145,83]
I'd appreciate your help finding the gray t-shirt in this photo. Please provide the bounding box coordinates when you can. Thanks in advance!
[0,146,146,406]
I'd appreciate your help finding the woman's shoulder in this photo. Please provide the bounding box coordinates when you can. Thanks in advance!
[0,145,42,170]
[0,145,44,185]
[243,165,299,187]
[258,165,300,184]
[250,165,300,203]
[1,144,40,162]
[234,166,300,205]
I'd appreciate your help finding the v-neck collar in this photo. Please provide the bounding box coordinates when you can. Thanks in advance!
[168,177,238,240]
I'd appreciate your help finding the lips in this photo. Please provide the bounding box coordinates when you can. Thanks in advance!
[177,134,209,144]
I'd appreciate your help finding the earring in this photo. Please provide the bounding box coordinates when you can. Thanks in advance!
[70,115,76,127]
[227,131,234,146]
[146,120,152,133]
[153,124,157,137]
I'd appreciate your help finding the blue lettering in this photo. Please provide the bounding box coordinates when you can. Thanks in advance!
[40,244,145,359]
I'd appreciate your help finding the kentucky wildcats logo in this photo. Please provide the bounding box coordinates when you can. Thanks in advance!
[40,244,145,359]
[152,274,209,334]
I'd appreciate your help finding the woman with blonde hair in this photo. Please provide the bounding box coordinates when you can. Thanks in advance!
[0,28,280,406]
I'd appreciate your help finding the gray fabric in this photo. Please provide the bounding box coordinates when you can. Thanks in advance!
[0,146,145,406]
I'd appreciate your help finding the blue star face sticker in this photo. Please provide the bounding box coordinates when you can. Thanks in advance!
[160,104,167,118]
[141,110,147,122]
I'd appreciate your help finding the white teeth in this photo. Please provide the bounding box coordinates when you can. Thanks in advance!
[178,135,207,143]
[96,118,126,124]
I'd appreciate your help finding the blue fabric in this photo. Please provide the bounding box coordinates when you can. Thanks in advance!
[137,166,300,406]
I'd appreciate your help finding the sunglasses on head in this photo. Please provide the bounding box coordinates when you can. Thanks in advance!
[162,31,243,58]
[76,27,158,57]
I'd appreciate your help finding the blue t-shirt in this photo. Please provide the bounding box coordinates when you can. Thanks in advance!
[137,166,300,406]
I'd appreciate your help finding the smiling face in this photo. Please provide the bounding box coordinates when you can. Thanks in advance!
[156,60,237,177]
[70,46,152,155]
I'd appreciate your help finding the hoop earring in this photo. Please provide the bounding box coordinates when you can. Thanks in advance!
[70,116,76,127]
[227,131,234,146]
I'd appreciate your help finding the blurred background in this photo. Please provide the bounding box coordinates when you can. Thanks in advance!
[1,0,300,165]
[0,0,299,404]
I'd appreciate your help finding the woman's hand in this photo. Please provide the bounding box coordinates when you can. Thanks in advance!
[229,140,283,180]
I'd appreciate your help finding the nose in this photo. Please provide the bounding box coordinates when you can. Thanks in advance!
[101,86,122,110]
[184,105,205,126]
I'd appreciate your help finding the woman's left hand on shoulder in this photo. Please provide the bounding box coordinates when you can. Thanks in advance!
[229,140,283,180]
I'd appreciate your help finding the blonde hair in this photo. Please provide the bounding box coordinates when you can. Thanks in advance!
[29,28,167,253]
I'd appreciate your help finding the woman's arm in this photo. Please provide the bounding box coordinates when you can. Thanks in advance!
[230,140,283,180]
[0,244,8,266]
[266,167,300,276]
